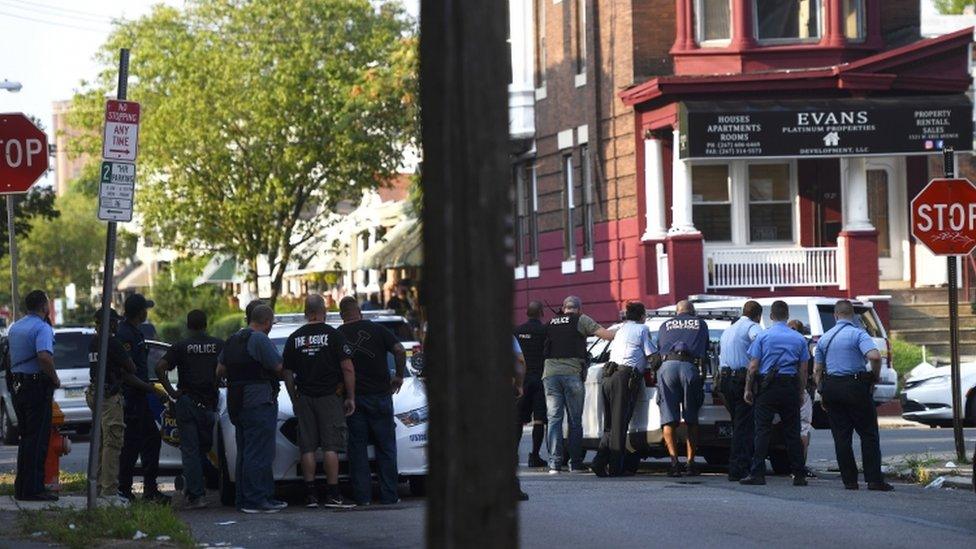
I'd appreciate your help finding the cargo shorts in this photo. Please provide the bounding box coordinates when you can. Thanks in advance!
[295,393,348,454]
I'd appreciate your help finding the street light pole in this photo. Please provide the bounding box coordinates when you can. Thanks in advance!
[2,79,23,320]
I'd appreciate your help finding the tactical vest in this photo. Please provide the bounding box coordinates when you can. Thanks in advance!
[514,320,547,375]
[223,331,275,386]
[545,314,587,360]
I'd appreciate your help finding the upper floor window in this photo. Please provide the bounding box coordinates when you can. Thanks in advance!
[754,0,821,42]
[581,145,595,257]
[696,0,731,45]
[534,0,546,89]
[843,0,864,41]
[575,0,587,75]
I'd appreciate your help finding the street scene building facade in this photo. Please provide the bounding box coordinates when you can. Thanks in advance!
[510,0,975,325]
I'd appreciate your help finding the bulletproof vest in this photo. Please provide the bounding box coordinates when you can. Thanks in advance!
[223,331,274,386]
[89,338,121,396]
[544,314,587,360]
[514,320,547,374]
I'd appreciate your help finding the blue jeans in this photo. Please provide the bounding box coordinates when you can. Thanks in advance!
[233,402,277,509]
[174,396,215,499]
[544,375,584,470]
[347,394,398,504]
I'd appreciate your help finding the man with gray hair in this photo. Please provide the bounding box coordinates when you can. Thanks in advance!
[282,294,356,508]
[543,296,615,474]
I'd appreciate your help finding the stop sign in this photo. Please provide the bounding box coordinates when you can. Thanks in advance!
[911,178,976,255]
[0,113,49,194]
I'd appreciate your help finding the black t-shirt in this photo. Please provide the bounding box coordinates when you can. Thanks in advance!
[88,334,129,396]
[162,333,223,408]
[337,319,399,395]
[283,323,353,397]
[386,296,413,316]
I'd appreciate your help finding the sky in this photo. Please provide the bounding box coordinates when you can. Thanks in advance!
[0,0,418,188]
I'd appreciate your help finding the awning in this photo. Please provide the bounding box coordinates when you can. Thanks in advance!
[357,218,423,270]
[117,263,151,291]
[678,95,973,160]
[194,255,244,287]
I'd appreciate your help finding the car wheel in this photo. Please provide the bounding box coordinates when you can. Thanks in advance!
[217,427,236,507]
[702,448,730,466]
[768,450,791,476]
[408,475,427,497]
[1,404,18,445]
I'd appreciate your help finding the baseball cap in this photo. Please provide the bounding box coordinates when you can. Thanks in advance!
[93,307,123,323]
[124,293,155,316]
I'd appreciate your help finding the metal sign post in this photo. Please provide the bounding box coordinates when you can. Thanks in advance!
[86,48,130,511]
[6,197,17,319]
[942,147,967,463]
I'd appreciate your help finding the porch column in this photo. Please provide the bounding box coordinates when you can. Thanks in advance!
[838,156,880,298]
[669,128,697,235]
[842,156,874,232]
[641,136,667,241]
[730,0,757,49]
[822,0,846,48]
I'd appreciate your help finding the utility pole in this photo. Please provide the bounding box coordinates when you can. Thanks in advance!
[420,1,517,547]
[942,147,966,463]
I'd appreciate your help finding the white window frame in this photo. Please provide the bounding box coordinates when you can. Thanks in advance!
[753,0,823,45]
[563,153,577,260]
[842,0,866,42]
[695,0,732,47]
[691,161,734,244]
[745,160,798,245]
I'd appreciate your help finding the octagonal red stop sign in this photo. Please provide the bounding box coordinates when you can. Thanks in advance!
[0,113,49,194]
[911,178,976,255]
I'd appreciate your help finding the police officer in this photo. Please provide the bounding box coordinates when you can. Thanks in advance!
[718,300,762,482]
[155,310,224,508]
[217,303,287,513]
[814,300,893,491]
[542,296,615,474]
[514,301,547,467]
[656,300,709,477]
[512,336,529,501]
[8,290,59,501]
[117,293,170,503]
[741,300,808,487]
[591,301,655,478]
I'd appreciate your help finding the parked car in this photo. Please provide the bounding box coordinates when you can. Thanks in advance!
[901,360,976,427]
[581,309,792,472]
[1,327,96,444]
[150,313,428,505]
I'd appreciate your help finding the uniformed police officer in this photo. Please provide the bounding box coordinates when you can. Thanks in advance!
[741,300,808,486]
[155,309,224,508]
[514,301,547,467]
[656,300,709,477]
[216,303,287,513]
[814,300,893,491]
[542,296,615,474]
[718,300,762,481]
[117,293,170,503]
[591,301,655,477]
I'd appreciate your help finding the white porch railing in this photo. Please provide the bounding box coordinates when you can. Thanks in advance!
[705,247,839,290]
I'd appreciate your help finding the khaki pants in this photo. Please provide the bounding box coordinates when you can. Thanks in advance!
[86,389,125,497]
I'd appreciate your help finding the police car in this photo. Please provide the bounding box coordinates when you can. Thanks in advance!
[581,310,793,473]
[149,311,428,504]
[901,360,976,427]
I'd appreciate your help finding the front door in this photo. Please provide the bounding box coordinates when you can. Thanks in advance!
[865,157,906,281]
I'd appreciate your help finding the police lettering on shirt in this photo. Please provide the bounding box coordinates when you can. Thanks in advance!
[550,316,571,325]
[185,343,219,354]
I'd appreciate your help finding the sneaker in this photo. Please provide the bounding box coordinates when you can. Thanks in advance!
[118,490,136,502]
[844,483,859,490]
[518,491,529,501]
[240,504,281,514]
[305,493,319,508]
[667,461,683,478]
[547,468,560,475]
[143,490,172,505]
[379,498,400,505]
[685,462,701,477]
[804,467,818,479]
[867,482,894,492]
[97,495,130,507]
[792,475,808,487]
[323,494,355,509]
[568,464,590,474]
[186,497,208,510]
[527,454,547,468]
[739,475,766,486]
[267,499,288,510]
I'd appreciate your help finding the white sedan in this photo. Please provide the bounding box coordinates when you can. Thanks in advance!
[901,361,976,427]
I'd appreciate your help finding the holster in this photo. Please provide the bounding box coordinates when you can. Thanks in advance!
[758,368,779,394]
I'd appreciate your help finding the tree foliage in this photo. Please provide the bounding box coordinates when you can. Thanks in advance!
[0,186,59,261]
[934,0,976,14]
[149,257,233,326]
[68,0,418,304]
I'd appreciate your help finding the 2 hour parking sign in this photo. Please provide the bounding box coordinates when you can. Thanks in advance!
[97,161,135,222]
[98,99,140,223]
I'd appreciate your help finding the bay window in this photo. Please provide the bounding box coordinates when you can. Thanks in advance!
[754,0,820,42]
[692,164,732,242]
[696,0,731,44]
[748,163,793,242]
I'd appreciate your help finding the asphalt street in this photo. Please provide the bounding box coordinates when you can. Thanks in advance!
[1,428,974,548]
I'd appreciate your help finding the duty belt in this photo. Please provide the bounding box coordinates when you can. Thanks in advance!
[664,352,695,363]
[828,372,876,382]
[720,367,747,379]
[10,372,45,382]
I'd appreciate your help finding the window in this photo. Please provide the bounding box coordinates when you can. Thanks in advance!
[754,0,820,42]
[534,0,546,89]
[692,164,732,242]
[563,154,576,258]
[696,0,731,44]
[575,0,586,75]
[514,165,526,265]
[748,163,793,242]
[842,0,864,40]
[528,165,540,264]
[867,169,890,257]
[581,146,595,256]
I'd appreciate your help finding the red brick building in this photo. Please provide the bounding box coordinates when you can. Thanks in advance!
[511,0,974,324]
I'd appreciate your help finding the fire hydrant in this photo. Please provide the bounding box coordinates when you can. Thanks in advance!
[44,401,71,492]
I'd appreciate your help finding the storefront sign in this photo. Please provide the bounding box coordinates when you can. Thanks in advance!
[679,96,973,159]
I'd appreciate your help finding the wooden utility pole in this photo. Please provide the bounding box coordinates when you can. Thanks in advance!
[420,1,517,547]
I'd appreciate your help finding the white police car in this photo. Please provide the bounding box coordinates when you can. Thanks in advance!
[901,360,976,427]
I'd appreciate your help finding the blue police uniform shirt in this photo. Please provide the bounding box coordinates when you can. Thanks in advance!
[8,313,55,374]
[747,321,810,376]
[116,319,149,384]
[719,316,761,370]
[657,314,709,358]
[814,319,878,376]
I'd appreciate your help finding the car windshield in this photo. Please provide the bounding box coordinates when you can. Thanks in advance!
[376,320,415,343]
[53,331,93,370]
[817,305,884,338]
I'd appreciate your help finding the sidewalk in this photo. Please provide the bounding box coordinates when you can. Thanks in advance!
[883,450,974,490]
[0,495,87,511]
[878,416,925,429]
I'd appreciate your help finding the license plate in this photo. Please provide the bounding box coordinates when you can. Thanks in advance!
[63,387,85,399]
[716,422,733,438]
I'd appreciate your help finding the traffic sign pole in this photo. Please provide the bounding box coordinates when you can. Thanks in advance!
[87,48,128,511]
[942,147,966,463]
[6,196,17,320]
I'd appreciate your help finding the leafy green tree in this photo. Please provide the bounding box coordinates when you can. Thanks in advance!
[934,0,976,14]
[0,186,59,260]
[68,0,418,305]
[149,257,232,326]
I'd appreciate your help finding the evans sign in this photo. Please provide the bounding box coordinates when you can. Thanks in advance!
[679,96,973,159]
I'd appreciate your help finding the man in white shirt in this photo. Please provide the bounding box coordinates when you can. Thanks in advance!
[591,302,657,477]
